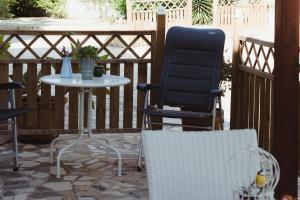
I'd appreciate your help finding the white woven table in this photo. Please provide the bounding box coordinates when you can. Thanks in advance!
[41,74,130,178]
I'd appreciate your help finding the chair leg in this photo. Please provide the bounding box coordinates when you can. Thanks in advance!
[211,97,217,131]
[11,118,19,171]
[218,96,224,130]
[137,91,150,171]
[137,137,143,171]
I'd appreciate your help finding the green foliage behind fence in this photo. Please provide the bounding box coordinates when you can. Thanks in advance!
[9,0,65,18]
[192,0,213,24]
[0,0,14,18]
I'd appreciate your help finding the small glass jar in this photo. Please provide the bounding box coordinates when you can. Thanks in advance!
[93,65,105,77]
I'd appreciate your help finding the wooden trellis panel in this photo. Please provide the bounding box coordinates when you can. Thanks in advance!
[127,0,192,30]
[0,30,156,133]
[231,36,274,152]
[215,1,271,35]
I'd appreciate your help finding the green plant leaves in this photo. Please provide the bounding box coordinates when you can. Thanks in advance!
[76,46,99,60]
[192,0,213,24]
[0,35,11,59]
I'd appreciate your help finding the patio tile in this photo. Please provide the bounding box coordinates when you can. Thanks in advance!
[30,179,46,187]
[73,181,93,186]
[3,196,14,200]
[64,175,78,181]
[20,152,40,158]
[78,197,96,200]
[0,133,148,199]
[15,187,35,194]
[34,157,50,163]
[78,176,96,181]
[43,182,73,191]
[20,161,39,168]
[31,172,49,179]
[9,177,32,182]
[50,166,67,176]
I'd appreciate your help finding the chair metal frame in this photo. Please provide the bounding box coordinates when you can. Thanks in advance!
[137,88,223,171]
[0,82,28,171]
[136,27,226,171]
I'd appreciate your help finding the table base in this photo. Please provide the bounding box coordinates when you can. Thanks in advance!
[48,88,122,178]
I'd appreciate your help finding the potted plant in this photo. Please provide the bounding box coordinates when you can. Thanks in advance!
[75,45,99,80]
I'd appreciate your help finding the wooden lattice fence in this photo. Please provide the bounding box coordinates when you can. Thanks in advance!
[0,30,156,133]
[127,0,192,30]
[215,1,272,34]
[230,36,274,152]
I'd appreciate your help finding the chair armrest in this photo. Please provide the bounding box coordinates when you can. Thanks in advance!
[137,83,159,92]
[210,89,222,97]
[0,82,24,90]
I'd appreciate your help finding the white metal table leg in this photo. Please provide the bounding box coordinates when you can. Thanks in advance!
[86,89,122,176]
[56,133,83,178]
[56,88,85,178]
[50,135,78,163]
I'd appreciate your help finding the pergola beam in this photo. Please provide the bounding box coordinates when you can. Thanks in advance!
[273,0,299,197]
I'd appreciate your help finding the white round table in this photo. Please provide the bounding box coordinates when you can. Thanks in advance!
[41,74,130,178]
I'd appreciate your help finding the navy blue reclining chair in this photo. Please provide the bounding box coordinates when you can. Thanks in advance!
[136,27,226,170]
[0,82,31,170]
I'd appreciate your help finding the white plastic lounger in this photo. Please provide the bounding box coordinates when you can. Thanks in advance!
[142,129,260,200]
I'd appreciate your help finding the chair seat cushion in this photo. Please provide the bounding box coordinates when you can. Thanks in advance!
[145,107,212,119]
[0,108,32,120]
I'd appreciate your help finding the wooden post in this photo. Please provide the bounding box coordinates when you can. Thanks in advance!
[273,0,299,197]
[150,7,166,129]
[230,11,243,129]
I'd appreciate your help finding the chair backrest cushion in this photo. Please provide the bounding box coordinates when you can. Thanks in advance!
[142,129,260,200]
[158,27,225,110]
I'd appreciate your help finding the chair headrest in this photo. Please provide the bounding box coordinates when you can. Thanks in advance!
[165,26,225,51]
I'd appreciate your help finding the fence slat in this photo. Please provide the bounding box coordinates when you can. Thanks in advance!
[0,63,9,107]
[96,87,106,129]
[27,63,38,129]
[263,79,272,151]
[68,63,79,129]
[123,63,134,128]
[253,75,260,134]
[258,77,266,147]
[136,63,147,128]
[248,73,255,128]
[95,64,107,129]
[237,70,245,128]
[110,63,120,128]
[53,64,65,129]
[40,63,51,129]
[0,63,9,130]
[13,63,23,129]
[242,71,250,128]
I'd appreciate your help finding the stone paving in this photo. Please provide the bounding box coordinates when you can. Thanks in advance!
[0,133,148,200]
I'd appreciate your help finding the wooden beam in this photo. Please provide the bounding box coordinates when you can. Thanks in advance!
[273,0,299,197]
[150,8,166,130]
[230,15,243,129]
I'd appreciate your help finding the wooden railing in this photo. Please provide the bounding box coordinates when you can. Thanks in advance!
[0,30,157,134]
[230,36,274,152]
[126,0,192,30]
[215,3,271,34]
